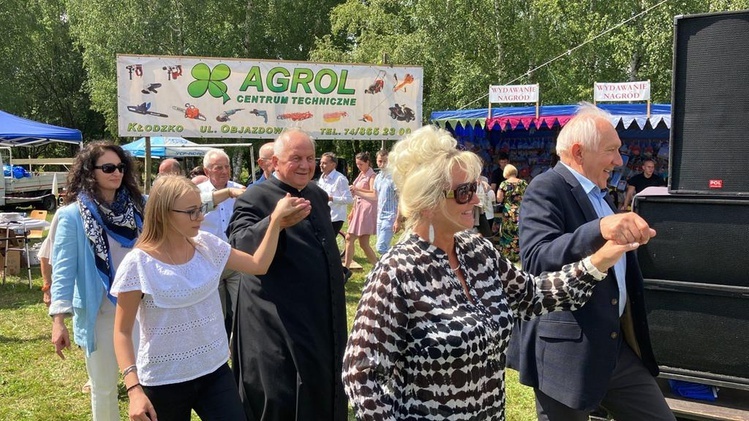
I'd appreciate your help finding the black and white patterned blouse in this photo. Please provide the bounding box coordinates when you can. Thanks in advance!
[342,231,604,420]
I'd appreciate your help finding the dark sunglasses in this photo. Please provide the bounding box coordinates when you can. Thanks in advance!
[444,181,478,205]
[171,203,209,221]
[94,163,126,174]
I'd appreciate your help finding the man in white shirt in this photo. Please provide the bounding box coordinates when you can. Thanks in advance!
[317,152,352,234]
[197,149,245,337]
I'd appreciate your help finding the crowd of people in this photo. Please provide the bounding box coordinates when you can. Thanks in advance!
[43,103,675,421]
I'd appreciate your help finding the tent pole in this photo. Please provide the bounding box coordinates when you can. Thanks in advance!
[145,137,151,194]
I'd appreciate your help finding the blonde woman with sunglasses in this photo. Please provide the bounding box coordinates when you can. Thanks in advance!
[342,125,642,420]
[111,175,309,421]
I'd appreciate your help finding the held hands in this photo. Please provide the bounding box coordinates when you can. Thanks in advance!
[590,240,641,273]
[272,193,311,228]
[600,212,656,246]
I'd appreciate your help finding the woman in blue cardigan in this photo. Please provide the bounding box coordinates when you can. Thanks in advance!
[49,141,145,420]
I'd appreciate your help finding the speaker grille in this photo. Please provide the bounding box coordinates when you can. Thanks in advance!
[644,287,749,382]
[635,193,749,385]
[636,196,749,287]
[671,11,749,195]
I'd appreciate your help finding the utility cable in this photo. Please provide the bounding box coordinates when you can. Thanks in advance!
[459,0,670,110]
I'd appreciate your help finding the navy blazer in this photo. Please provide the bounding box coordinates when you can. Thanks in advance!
[506,163,658,410]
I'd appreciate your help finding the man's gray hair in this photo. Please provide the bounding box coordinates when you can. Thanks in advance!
[556,102,614,156]
[274,127,316,156]
[203,149,230,168]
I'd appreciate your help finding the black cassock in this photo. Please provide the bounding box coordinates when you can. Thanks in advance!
[228,177,348,420]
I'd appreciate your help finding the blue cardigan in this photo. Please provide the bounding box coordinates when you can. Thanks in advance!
[48,204,111,356]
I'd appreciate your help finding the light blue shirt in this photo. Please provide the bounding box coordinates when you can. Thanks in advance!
[374,170,398,222]
[561,162,627,315]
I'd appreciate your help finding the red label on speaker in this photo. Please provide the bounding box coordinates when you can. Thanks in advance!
[709,179,723,189]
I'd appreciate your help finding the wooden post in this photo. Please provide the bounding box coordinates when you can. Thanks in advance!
[488,84,493,121]
[144,137,151,194]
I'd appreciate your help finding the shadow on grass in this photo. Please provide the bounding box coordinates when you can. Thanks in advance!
[0,333,49,343]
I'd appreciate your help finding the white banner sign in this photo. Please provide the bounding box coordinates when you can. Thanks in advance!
[488,84,539,103]
[117,55,423,140]
[594,81,651,102]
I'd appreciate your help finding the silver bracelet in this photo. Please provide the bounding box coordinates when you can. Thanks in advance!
[582,256,607,280]
[122,364,137,378]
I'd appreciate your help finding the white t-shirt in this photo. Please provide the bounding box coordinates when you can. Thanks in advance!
[111,231,231,386]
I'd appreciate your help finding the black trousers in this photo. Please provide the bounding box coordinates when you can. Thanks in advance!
[534,343,675,421]
[142,363,245,421]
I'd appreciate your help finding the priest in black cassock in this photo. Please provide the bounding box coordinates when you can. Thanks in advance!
[227,128,348,421]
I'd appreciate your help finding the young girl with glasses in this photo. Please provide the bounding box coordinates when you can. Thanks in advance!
[111,175,310,420]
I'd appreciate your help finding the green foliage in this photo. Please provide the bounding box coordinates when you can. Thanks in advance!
[3,0,749,163]
[0,0,104,141]
[64,0,345,138]
[312,0,749,118]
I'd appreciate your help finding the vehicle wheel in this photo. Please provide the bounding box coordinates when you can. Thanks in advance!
[41,195,57,211]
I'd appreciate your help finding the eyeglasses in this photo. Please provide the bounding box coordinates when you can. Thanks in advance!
[444,181,478,205]
[171,203,208,221]
[94,163,126,174]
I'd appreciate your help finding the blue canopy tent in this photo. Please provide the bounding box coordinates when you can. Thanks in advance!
[0,110,82,145]
[431,103,671,134]
[122,137,216,158]
[430,103,671,184]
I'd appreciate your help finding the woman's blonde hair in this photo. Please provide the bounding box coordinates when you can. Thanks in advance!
[136,175,200,251]
[503,164,518,179]
[389,125,482,231]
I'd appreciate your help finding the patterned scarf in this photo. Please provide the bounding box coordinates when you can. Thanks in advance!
[77,189,143,304]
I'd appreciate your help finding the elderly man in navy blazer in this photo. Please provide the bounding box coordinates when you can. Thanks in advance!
[507,103,675,420]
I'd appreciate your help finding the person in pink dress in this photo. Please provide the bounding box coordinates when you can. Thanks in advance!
[344,152,378,268]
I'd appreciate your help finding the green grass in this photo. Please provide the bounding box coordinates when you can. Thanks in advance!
[0,234,536,420]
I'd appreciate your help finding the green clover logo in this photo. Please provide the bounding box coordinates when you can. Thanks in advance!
[188,63,231,104]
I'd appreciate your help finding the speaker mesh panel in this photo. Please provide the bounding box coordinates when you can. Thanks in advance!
[636,197,749,287]
[635,193,749,383]
[644,288,749,381]
[671,11,749,195]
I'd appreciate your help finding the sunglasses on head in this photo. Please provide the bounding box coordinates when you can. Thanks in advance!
[444,181,478,204]
[94,163,126,174]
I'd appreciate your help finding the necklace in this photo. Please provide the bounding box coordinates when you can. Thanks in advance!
[162,239,193,266]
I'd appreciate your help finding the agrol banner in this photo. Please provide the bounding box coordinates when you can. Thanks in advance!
[117,54,423,140]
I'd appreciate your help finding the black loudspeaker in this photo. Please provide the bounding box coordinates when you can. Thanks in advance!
[670,11,749,196]
[634,189,749,388]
